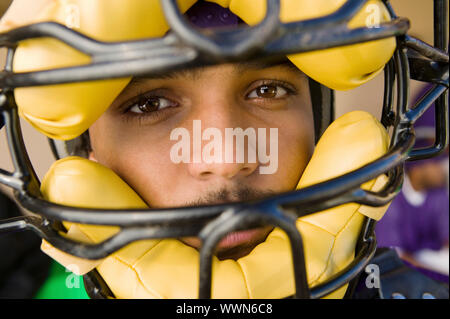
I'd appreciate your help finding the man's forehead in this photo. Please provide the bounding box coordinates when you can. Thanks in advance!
[130,59,306,83]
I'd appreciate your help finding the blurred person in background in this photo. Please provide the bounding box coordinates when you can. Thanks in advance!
[376,85,449,279]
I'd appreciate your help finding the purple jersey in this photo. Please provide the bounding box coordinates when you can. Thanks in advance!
[376,179,449,253]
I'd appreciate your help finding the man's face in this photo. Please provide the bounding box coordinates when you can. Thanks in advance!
[89,61,315,259]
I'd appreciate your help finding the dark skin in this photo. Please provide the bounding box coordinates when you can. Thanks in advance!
[89,61,315,260]
[408,161,447,192]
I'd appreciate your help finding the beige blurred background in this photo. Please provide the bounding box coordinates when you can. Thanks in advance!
[0,0,443,198]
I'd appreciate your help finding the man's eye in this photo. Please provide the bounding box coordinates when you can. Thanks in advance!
[129,96,177,114]
[247,85,288,99]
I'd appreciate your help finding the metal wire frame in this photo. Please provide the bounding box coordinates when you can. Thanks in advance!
[0,0,448,299]
[0,0,410,88]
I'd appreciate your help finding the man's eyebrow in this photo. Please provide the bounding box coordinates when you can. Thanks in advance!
[130,59,305,85]
[130,69,192,83]
[234,59,305,76]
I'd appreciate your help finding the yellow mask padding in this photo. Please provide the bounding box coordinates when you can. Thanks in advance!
[1,0,197,140]
[40,110,391,299]
[229,0,396,90]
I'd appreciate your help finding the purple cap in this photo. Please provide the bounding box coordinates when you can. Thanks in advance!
[414,85,437,146]
[406,85,449,170]
[185,1,243,28]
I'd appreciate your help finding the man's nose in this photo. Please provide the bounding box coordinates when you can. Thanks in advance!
[185,96,259,181]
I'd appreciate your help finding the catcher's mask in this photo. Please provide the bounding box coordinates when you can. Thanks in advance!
[0,0,448,299]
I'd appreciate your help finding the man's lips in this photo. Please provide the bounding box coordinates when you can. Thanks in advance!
[180,226,274,260]
[179,187,278,259]
[216,228,270,249]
